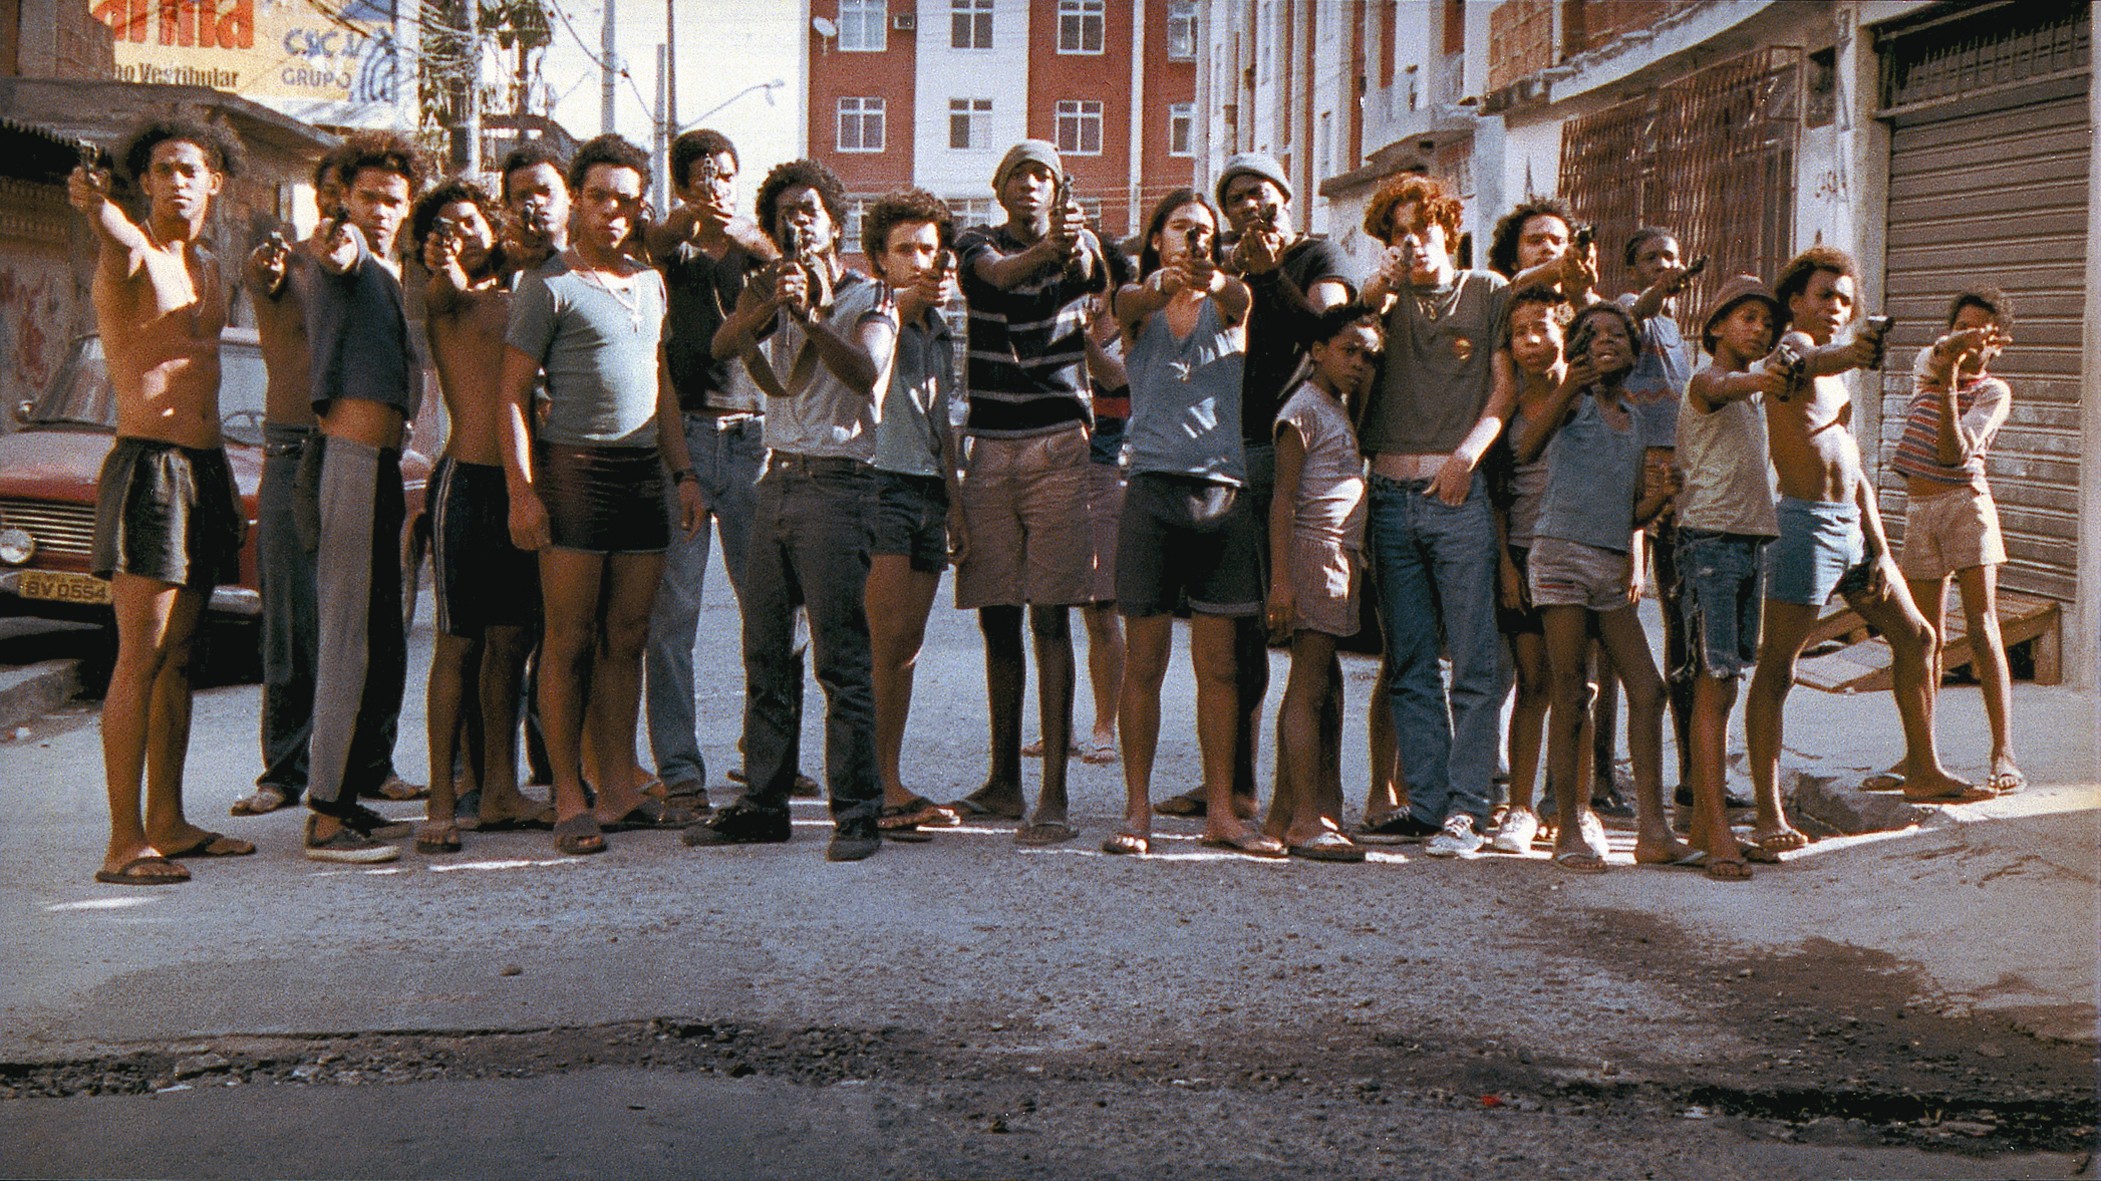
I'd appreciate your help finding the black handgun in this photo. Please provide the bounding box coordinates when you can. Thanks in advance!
[1861,314,1894,369]
[1184,224,1202,262]
[1682,253,1710,280]
[1772,339,1806,400]
[1570,222,1595,253]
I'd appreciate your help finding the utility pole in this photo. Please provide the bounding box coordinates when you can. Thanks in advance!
[461,0,481,173]
[600,0,617,136]
[652,43,668,213]
[665,0,677,135]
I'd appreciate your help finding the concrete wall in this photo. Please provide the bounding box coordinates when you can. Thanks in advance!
[2081,2,2101,697]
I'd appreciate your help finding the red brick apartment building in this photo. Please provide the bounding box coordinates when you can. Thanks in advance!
[805,0,1198,256]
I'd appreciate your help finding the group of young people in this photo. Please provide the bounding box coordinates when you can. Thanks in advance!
[74,110,2022,887]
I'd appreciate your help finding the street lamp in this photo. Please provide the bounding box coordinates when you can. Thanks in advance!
[680,78,785,133]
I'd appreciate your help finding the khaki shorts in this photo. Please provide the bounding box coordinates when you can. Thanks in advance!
[954,425,1096,609]
[1898,483,2006,581]
[1288,534,1362,638]
[1084,460,1124,604]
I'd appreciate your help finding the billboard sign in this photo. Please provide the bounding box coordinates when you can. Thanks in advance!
[91,0,410,128]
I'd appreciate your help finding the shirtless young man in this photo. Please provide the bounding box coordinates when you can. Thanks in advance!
[410,179,549,852]
[1744,248,1986,859]
[73,117,255,884]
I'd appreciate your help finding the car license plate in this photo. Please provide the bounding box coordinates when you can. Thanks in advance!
[16,570,112,605]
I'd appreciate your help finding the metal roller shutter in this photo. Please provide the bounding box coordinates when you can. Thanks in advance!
[1877,59,2090,604]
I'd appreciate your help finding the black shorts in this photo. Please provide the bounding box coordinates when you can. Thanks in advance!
[870,470,948,573]
[1115,472,1262,618]
[432,458,541,636]
[90,437,243,589]
[1497,544,1544,637]
[535,443,668,554]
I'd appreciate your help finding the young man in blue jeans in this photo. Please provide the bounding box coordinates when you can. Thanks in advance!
[1354,174,1515,857]
[640,128,780,809]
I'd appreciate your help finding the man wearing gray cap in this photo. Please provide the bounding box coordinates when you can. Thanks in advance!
[1154,152,1360,822]
[945,139,1108,845]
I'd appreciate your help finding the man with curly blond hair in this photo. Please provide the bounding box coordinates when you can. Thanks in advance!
[1354,173,1515,856]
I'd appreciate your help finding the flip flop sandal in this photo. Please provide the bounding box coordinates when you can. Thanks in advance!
[946,795,1026,821]
[95,855,191,886]
[601,799,702,832]
[1151,791,1207,818]
[162,831,257,859]
[1861,772,1906,792]
[229,786,288,816]
[879,796,959,830]
[1014,821,1080,846]
[1289,833,1367,863]
[1199,831,1289,859]
[1654,848,1709,869]
[1552,848,1608,874]
[1079,742,1119,765]
[1101,831,1149,855]
[1903,782,1998,805]
[553,814,606,856]
[1986,769,2027,794]
[473,808,558,832]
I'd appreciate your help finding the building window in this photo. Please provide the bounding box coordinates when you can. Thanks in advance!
[951,0,993,48]
[839,0,887,52]
[947,197,997,227]
[1168,103,1194,156]
[1166,0,1197,60]
[837,97,886,152]
[1057,0,1104,53]
[949,98,993,150]
[842,198,870,255]
[1054,99,1104,154]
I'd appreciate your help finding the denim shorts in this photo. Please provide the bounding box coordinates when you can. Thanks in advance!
[871,470,948,573]
[1767,496,1873,606]
[1673,528,1768,680]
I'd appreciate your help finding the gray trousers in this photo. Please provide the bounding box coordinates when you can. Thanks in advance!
[303,436,406,810]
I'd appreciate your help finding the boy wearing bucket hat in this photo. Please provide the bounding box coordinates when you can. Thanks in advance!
[1674,276,1788,880]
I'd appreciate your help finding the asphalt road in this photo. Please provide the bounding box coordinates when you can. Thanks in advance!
[0,553,2094,1180]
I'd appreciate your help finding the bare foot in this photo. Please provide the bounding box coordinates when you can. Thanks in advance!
[949,782,1027,820]
[1900,766,1993,803]
[1748,825,1809,856]
[1632,833,1700,865]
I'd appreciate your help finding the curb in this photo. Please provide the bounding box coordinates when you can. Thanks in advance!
[0,660,82,733]
[1787,764,1934,836]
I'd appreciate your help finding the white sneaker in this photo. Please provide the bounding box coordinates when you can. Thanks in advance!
[1424,812,1484,857]
[1489,806,1538,854]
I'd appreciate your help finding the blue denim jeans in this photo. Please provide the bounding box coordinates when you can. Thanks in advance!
[1366,470,1511,827]
[643,413,765,789]
[737,456,879,824]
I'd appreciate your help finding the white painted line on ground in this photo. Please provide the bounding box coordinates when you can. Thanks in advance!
[45,896,159,911]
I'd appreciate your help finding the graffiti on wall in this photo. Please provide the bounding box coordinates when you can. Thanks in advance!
[0,260,75,410]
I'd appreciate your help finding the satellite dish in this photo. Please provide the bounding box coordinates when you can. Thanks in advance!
[811,15,838,37]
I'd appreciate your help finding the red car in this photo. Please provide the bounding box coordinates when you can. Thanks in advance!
[0,328,431,676]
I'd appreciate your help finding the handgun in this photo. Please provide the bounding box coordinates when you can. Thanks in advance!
[1570,223,1595,253]
[1772,339,1806,400]
[1184,224,1203,262]
[1682,253,1710,281]
[1861,314,1894,369]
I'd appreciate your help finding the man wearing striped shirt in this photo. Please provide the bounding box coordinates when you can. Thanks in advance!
[945,140,1108,845]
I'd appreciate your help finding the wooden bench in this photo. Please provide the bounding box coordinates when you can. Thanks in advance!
[1793,589,2062,693]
